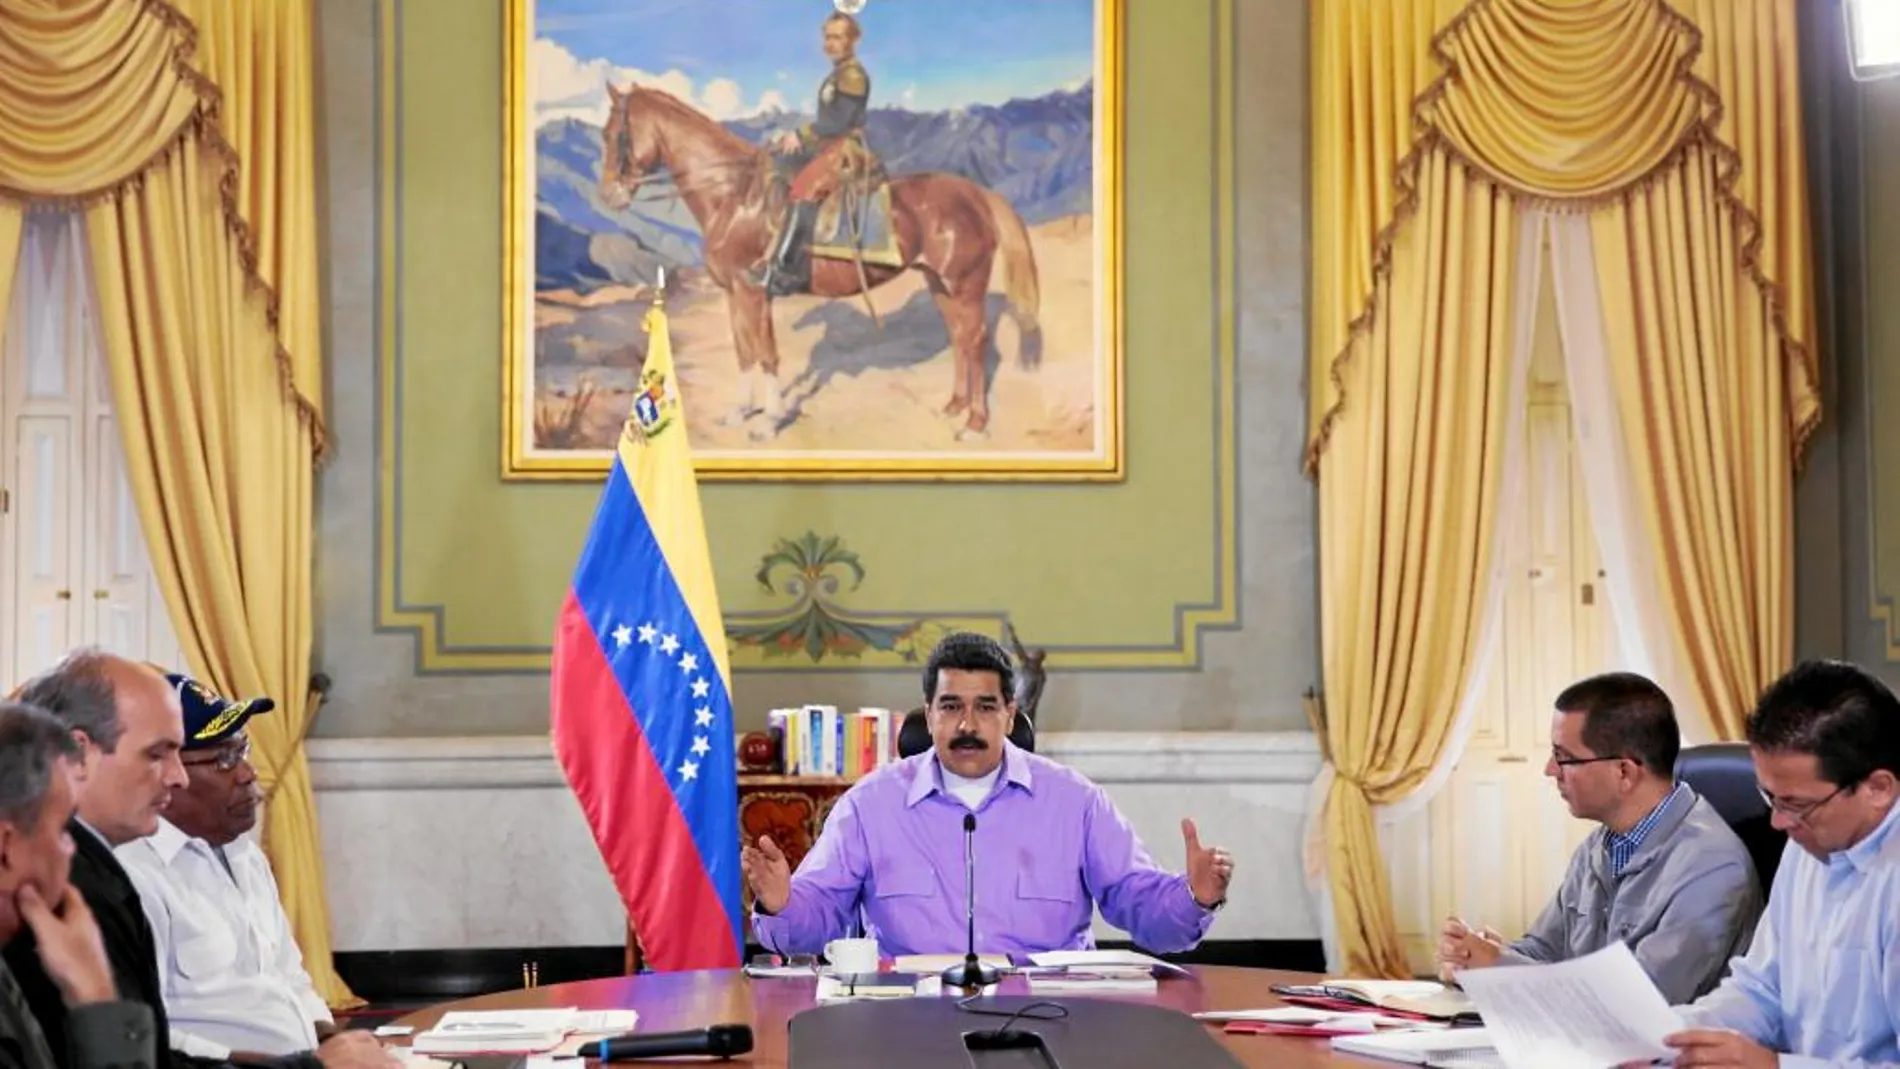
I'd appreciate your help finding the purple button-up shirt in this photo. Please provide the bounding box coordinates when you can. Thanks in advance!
[752,742,1216,958]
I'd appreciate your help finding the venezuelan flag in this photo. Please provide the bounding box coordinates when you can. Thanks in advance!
[550,298,741,970]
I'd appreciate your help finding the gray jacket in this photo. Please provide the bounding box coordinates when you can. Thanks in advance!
[1500,787,1761,1003]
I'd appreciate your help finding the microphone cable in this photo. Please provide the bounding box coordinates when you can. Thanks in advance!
[954,993,1070,1039]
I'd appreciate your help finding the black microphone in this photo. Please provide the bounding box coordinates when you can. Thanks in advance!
[577,1024,753,1061]
[941,812,1000,990]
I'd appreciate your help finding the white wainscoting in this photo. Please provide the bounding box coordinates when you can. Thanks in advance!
[306,732,1324,951]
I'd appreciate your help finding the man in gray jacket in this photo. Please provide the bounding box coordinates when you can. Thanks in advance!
[0,702,154,1069]
[1437,672,1761,1003]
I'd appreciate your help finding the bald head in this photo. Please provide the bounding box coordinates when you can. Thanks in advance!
[14,649,185,844]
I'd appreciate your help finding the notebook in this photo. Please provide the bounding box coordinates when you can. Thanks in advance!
[1275,979,1478,1021]
[815,972,938,1001]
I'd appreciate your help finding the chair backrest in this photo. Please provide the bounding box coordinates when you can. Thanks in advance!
[896,707,1035,759]
[1675,742,1783,896]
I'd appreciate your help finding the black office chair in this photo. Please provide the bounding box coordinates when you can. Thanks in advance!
[897,706,1036,758]
[1675,742,1784,896]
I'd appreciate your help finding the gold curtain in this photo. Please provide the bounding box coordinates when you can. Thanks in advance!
[0,206,17,328]
[1582,0,1815,739]
[1311,0,1814,975]
[0,0,353,1007]
[1316,149,1519,978]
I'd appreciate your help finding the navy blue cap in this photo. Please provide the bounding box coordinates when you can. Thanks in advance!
[165,672,274,750]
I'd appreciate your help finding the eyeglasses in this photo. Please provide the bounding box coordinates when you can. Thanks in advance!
[1756,782,1847,825]
[182,737,250,773]
[1550,748,1630,773]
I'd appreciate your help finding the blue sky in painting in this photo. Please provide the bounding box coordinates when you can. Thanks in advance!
[532,0,1095,126]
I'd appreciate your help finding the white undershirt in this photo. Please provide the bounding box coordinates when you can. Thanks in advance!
[941,764,1001,809]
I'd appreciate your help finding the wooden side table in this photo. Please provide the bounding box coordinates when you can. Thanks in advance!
[624,773,857,972]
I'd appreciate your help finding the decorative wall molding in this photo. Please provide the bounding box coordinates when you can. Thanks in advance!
[305,731,1323,790]
[308,731,1324,951]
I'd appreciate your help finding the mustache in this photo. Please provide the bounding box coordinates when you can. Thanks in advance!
[949,735,988,751]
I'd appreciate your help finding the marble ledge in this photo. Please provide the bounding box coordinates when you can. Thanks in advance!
[305,731,1325,792]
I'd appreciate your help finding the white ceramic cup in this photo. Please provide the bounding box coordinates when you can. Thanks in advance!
[824,936,879,974]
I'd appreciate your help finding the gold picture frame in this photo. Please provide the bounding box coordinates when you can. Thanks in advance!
[501,0,1124,481]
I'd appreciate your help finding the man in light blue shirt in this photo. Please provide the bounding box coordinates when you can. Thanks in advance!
[1663,660,1900,1069]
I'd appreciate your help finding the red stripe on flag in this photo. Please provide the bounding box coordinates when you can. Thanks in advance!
[550,591,741,970]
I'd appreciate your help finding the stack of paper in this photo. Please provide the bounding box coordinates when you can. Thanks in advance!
[1196,1006,1447,1036]
[1024,949,1191,976]
[409,1009,638,1055]
[1329,1027,1503,1067]
[1337,1032,1497,1063]
[1026,966,1157,994]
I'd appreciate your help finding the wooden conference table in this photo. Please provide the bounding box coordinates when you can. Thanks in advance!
[394,966,1382,1068]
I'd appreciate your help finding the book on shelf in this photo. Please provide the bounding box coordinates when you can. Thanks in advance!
[767,705,899,777]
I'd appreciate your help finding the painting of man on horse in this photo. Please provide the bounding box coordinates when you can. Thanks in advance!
[516,0,1117,478]
[751,11,875,297]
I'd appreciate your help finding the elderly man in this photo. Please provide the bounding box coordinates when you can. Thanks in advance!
[1437,672,1760,1003]
[115,674,333,1060]
[0,702,155,1069]
[744,631,1234,959]
[2,650,393,1069]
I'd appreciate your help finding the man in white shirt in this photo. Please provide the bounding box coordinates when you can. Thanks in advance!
[114,673,334,1061]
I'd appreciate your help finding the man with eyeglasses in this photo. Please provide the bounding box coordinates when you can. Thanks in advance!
[114,674,337,1062]
[1437,672,1761,1003]
[743,632,1235,958]
[1650,660,1900,1069]
[2,651,394,1069]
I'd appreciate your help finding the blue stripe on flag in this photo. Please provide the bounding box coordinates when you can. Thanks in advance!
[568,456,742,951]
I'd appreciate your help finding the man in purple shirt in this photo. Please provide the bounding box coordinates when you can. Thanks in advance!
[743,632,1235,958]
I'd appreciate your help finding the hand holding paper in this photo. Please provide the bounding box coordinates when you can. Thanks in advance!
[1451,942,1681,1069]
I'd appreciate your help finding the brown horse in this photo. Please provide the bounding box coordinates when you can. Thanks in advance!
[596,84,1042,441]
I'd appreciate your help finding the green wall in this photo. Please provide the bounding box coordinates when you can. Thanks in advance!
[312,0,1316,736]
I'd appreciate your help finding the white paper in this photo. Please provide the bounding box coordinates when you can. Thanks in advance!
[569,1010,638,1034]
[1194,1007,1442,1030]
[410,1008,634,1056]
[1332,1027,1498,1062]
[1025,949,1190,975]
[427,1009,579,1037]
[1451,943,1680,1069]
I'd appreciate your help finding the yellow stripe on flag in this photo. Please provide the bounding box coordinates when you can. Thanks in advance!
[614,301,732,690]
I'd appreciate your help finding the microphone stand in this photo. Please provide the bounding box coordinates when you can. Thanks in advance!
[942,812,1000,990]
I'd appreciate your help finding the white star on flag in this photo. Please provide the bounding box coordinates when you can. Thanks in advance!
[691,677,710,698]
[691,736,710,757]
[678,760,699,781]
[612,624,632,649]
[636,622,657,645]
[694,707,714,727]
[660,633,680,655]
[678,652,698,673]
